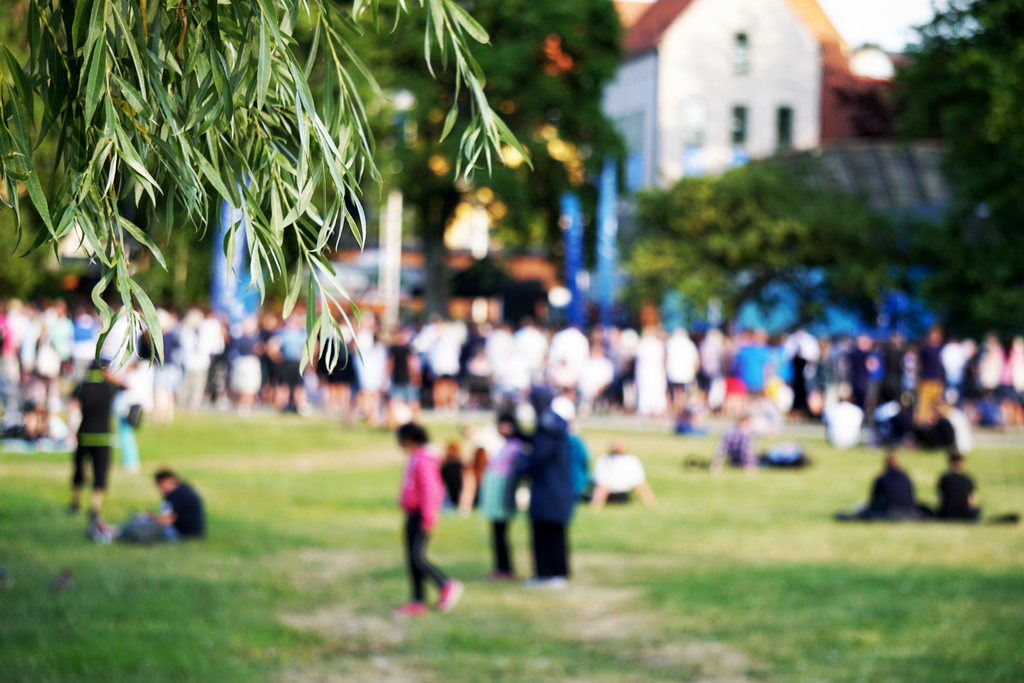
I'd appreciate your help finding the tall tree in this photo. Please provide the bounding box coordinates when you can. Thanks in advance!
[626,161,897,328]
[898,0,1024,332]
[0,0,522,364]
[355,0,622,314]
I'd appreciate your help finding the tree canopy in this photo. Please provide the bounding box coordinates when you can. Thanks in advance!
[353,0,622,314]
[626,161,897,329]
[898,0,1024,333]
[0,0,523,365]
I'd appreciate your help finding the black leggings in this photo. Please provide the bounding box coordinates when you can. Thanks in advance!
[531,521,569,579]
[404,513,448,603]
[73,445,110,490]
[492,521,513,574]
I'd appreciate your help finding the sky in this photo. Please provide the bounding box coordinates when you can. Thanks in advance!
[817,0,946,52]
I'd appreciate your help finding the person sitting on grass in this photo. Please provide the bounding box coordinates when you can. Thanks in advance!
[710,414,757,473]
[823,390,865,450]
[590,441,656,509]
[936,451,980,522]
[155,469,206,539]
[913,402,974,454]
[394,423,463,617]
[911,402,957,451]
[837,450,920,521]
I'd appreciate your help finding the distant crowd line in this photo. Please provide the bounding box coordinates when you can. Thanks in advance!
[2,297,1023,446]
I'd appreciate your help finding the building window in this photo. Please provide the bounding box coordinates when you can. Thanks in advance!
[682,99,708,147]
[776,107,794,149]
[731,106,748,146]
[615,112,645,191]
[734,33,750,75]
[615,112,644,155]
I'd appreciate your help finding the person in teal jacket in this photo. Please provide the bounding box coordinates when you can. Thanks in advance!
[568,428,592,502]
[478,413,524,579]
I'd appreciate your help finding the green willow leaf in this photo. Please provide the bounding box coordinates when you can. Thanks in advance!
[7,88,55,235]
[118,215,166,270]
[1,48,33,117]
[126,277,164,363]
[83,38,106,123]
[440,103,458,142]
[444,0,488,43]
[281,258,303,318]
[257,17,271,108]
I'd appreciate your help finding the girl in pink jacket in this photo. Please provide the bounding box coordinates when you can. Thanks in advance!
[394,423,463,617]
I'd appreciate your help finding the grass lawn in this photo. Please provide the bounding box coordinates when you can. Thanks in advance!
[1,413,1022,683]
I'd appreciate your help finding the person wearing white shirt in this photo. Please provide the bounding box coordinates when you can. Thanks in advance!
[947,406,974,455]
[579,344,615,417]
[547,324,589,391]
[634,327,668,417]
[940,338,967,402]
[356,336,389,427]
[177,309,212,412]
[19,304,41,376]
[492,345,531,404]
[666,328,699,416]
[590,441,656,509]
[514,318,549,381]
[824,398,865,450]
[484,324,515,375]
[429,321,465,411]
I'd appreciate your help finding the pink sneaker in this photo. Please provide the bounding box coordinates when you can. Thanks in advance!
[438,580,464,614]
[392,602,429,618]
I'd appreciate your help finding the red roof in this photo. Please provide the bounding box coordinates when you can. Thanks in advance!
[622,0,697,56]
[819,41,896,142]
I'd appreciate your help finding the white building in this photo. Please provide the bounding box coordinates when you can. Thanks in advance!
[605,0,883,190]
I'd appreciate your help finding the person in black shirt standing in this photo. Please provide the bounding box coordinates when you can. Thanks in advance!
[68,361,123,530]
[937,452,979,521]
[155,469,206,538]
[916,327,946,424]
[880,334,906,404]
[848,335,876,412]
[387,328,421,428]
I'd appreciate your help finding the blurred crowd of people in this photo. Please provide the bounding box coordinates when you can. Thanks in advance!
[3,296,1024,447]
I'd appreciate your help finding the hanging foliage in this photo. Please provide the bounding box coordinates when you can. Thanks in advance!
[0,0,527,367]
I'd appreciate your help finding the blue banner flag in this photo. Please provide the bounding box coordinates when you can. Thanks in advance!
[211,198,260,325]
[597,158,618,327]
[560,192,584,326]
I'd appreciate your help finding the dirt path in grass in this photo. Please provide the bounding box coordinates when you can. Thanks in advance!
[276,548,756,683]
[0,448,403,480]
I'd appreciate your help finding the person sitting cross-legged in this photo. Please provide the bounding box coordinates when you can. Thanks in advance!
[590,441,656,509]
[710,415,758,473]
[837,450,921,521]
[117,469,206,543]
[155,469,206,539]
[936,451,980,522]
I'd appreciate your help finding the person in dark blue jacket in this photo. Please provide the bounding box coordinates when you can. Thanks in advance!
[516,389,576,584]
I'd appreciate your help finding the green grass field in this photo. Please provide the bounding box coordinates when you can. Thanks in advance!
[2,414,1022,683]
